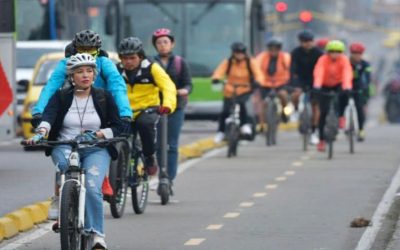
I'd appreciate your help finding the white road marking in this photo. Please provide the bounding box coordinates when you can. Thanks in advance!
[301,155,310,160]
[275,176,287,182]
[224,212,240,218]
[0,222,53,250]
[206,224,223,230]
[292,161,303,167]
[284,171,295,176]
[253,192,267,197]
[265,184,277,190]
[355,163,400,250]
[184,238,206,246]
[0,147,225,249]
[239,202,254,208]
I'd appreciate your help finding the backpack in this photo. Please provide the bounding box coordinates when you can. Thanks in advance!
[226,56,254,83]
[174,55,183,76]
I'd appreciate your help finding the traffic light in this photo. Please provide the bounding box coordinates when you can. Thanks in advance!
[299,10,313,23]
[275,2,288,13]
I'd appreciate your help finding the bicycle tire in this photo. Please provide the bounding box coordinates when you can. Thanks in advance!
[131,154,149,214]
[60,181,81,250]
[328,140,333,160]
[266,102,278,146]
[303,133,308,151]
[109,142,129,218]
[227,123,239,158]
[158,179,170,205]
[349,111,355,154]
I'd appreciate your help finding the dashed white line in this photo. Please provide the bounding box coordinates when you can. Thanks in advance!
[292,161,303,167]
[184,238,206,246]
[239,202,254,208]
[253,192,267,197]
[206,224,223,230]
[224,212,240,218]
[284,171,295,176]
[265,184,278,190]
[275,176,287,182]
[301,155,310,160]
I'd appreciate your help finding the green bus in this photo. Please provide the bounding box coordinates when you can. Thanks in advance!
[104,0,266,118]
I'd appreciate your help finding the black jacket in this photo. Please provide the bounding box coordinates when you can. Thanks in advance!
[290,46,323,88]
[154,54,193,109]
[41,87,124,159]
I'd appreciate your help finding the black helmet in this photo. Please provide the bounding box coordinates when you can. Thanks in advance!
[298,30,314,41]
[231,42,246,53]
[118,37,144,55]
[73,30,102,48]
[267,38,282,49]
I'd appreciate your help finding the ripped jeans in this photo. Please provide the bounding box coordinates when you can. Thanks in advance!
[51,145,110,237]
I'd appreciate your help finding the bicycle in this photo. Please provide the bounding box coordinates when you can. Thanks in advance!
[22,138,125,250]
[319,91,339,159]
[264,89,282,146]
[344,91,360,154]
[225,83,249,158]
[298,88,312,151]
[158,113,171,205]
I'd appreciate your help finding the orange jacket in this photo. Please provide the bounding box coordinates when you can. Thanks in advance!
[313,54,353,90]
[211,57,263,97]
[255,51,291,88]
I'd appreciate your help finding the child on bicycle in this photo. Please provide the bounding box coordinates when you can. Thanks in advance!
[25,53,125,249]
[255,38,291,125]
[116,37,177,176]
[313,40,353,151]
[211,42,263,143]
[151,28,192,194]
[339,42,371,141]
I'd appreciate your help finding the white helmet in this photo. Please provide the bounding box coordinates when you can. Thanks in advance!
[66,53,97,75]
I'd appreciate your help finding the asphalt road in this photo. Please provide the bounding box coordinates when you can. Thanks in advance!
[2,110,400,249]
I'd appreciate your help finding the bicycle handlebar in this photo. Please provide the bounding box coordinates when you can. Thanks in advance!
[21,137,127,148]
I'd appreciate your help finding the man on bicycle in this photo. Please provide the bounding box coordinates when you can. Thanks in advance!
[338,42,371,141]
[290,30,323,145]
[116,37,177,176]
[211,42,263,143]
[313,40,353,151]
[31,29,132,220]
[255,38,291,125]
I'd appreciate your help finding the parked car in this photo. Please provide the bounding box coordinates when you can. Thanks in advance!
[21,51,119,138]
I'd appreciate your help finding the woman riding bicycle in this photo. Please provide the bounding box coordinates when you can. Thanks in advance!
[211,42,263,143]
[26,53,125,249]
[313,40,353,152]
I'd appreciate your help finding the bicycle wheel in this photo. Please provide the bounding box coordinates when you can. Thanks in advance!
[227,123,239,158]
[109,142,129,218]
[328,140,334,160]
[131,154,149,214]
[266,103,278,146]
[303,133,309,151]
[348,111,355,154]
[60,181,81,250]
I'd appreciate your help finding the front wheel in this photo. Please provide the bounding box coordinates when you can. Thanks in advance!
[302,133,309,151]
[328,140,334,160]
[266,103,278,146]
[158,178,170,205]
[60,181,81,250]
[226,123,239,158]
[131,155,149,214]
[348,112,355,154]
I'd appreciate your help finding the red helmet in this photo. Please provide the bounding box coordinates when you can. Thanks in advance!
[152,28,174,46]
[350,42,366,53]
[316,38,329,50]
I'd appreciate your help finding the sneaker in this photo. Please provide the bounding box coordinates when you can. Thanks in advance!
[240,124,252,135]
[48,195,59,220]
[102,176,114,197]
[144,155,158,176]
[339,116,346,129]
[310,132,319,145]
[92,234,107,249]
[214,132,225,144]
[317,141,326,152]
[357,130,365,142]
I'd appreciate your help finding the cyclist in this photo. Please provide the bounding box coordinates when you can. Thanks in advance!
[290,30,323,145]
[255,38,291,125]
[116,37,177,176]
[31,29,131,221]
[152,28,192,194]
[25,53,124,249]
[338,42,371,141]
[316,38,329,51]
[211,42,263,143]
[313,40,353,151]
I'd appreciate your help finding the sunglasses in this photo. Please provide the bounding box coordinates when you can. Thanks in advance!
[327,50,342,53]
[76,47,99,56]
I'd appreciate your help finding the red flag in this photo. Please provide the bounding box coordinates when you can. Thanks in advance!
[0,61,13,116]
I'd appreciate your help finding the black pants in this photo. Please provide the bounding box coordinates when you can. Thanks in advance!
[218,94,250,133]
[133,112,159,157]
[318,87,339,141]
[338,91,366,130]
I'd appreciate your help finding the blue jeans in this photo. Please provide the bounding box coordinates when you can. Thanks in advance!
[157,108,185,181]
[51,145,110,237]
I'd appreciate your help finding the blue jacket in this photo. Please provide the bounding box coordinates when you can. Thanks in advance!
[32,56,132,117]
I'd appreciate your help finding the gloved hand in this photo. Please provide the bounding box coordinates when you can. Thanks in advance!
[31,113,42,128]
[158,106,171,115]
[25,133,44,145]
[121,116,133,136]
[342,89,352,96]
[75,130,97,143]
[212,79,221,85]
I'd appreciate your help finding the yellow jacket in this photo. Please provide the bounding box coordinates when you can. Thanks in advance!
[118,59,177,117]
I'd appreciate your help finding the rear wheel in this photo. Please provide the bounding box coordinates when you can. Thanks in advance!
[348,111,355,154]
[328,140,334,160]
[109,142,129,218]
[60,181,81,250]
[302,133,309,151]
[131,155,149,214]
[266,103,278,146]
[227,123,239,158]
